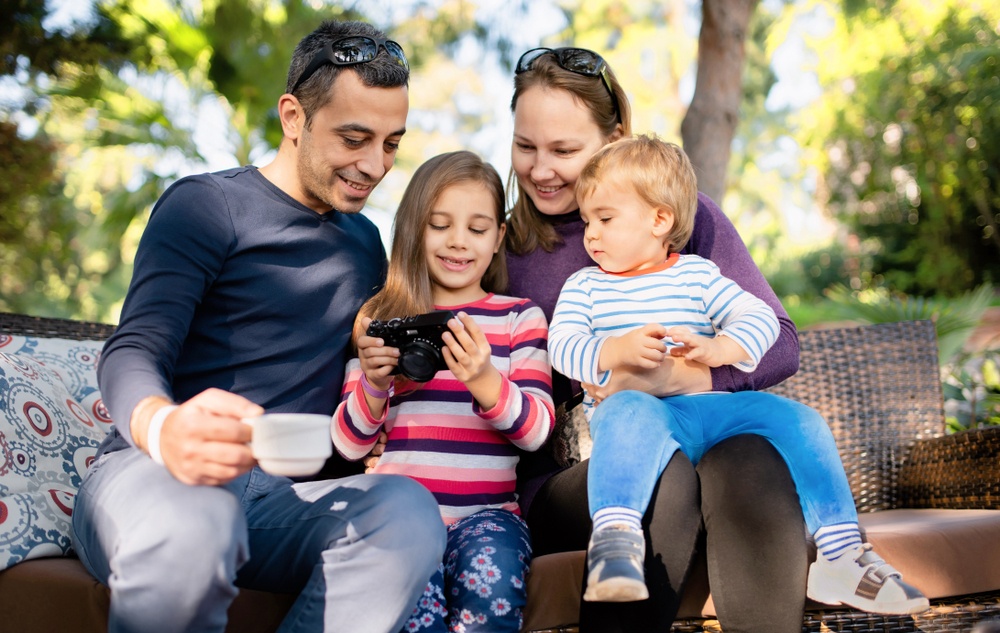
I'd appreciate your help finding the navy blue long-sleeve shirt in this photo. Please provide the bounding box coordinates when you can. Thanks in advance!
[96,166,387,461]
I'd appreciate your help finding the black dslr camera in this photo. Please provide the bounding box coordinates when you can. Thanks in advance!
[365,310,455,382]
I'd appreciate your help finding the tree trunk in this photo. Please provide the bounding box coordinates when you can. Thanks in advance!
[681,0,759,204]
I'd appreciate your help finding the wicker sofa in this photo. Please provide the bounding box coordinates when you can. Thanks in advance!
[1,312,999,633]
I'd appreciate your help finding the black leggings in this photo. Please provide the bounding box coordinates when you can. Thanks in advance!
[526,434,807,633]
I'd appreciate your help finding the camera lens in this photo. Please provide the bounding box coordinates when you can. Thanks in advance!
[398,341,444,382]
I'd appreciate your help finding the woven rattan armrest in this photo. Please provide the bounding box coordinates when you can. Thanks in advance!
[0,312,115,341]
[898,426,1000,510]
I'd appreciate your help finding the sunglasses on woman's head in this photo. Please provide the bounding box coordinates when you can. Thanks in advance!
[515,47,621,125]
[291,36,409,95]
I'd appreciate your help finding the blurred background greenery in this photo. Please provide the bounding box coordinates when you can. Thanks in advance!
[1,0,998,428]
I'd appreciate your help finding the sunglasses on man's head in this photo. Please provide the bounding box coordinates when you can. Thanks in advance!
[291,36,409,95]
[515,47,621,125]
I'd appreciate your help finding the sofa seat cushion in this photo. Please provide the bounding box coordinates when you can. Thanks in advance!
[0,556,297,633]
[0,556,110,633]
[520,508,1000,630]
[523,551,587,631]
[857,508,1000,600]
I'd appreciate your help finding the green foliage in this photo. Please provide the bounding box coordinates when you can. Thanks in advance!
[1,1,146,319]
[799,0,1000,296]
[944,347,1000,432]
[764,240,851,302]
[0,121,78,316]
[782,297,842,330]
[0,0,134,77]
[825,282,995,364]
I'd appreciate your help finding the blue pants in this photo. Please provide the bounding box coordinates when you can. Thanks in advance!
[400,509,532,633]
[587,390,857,535]
[72,448,446,633]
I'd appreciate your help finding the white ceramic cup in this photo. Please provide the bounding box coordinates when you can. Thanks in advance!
[243,413,332,477]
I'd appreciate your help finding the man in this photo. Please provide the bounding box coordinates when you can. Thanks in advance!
[72,20,446,633]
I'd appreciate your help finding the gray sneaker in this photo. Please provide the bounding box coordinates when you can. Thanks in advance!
[583,527,649,602]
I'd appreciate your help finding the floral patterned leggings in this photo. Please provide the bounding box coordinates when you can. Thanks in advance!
[399,509,532,633]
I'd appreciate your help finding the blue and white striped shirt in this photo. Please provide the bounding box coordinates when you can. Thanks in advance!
[548,253,779,413]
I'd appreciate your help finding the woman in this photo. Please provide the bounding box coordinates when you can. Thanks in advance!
[507,47,809,633]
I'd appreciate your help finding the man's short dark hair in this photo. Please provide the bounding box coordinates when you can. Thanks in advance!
[287,20,409,125]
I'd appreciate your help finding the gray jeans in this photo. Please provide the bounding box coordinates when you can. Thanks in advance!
[72,448,445,633]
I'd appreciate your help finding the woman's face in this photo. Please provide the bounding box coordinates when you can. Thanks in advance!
[512,86,611,217]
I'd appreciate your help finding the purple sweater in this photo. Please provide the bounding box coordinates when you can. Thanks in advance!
[506,192,799,408]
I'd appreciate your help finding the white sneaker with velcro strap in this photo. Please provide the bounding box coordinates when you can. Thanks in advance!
[807,543,930,615]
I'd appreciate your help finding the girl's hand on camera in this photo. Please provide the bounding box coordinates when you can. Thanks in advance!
[442,312,503,409]
[356,316,399,390]
[442,312,492,381]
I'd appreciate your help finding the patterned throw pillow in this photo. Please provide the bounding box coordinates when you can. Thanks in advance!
[0,335,109,571]
[0,335,108,427]
[548,399,593,468]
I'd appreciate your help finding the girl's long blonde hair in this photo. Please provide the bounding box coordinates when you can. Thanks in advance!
[505,52,633,255]
[355,150,507,340]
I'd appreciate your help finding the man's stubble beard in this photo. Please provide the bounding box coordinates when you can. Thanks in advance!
[296,132,370,215]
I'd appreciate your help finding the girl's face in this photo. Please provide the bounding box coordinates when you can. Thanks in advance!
[424,181,506,306]
[511,85,613,217]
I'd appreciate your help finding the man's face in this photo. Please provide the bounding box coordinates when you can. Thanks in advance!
[296,69,408,214]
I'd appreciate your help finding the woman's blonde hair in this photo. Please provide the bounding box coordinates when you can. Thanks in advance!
[355,150,507,339]
[506,52,632,255]
[577,133,699,253]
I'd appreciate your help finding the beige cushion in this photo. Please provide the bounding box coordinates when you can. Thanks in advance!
[521,508,1000,630]
[858,508,1000,600]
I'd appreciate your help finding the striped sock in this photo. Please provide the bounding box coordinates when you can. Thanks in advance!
[814,522,863,561]
[592,506,643,534]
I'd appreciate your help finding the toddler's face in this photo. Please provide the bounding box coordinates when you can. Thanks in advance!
[579,179,672,274]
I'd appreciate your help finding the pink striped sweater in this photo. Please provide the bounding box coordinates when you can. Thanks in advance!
[333,293,555,524]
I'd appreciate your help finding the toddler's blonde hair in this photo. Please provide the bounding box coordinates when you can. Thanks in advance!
[576,133,698,253]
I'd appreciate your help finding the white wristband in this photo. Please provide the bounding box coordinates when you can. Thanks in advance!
[146,404,178,466]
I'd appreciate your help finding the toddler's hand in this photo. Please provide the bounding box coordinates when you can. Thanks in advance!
[603,323,668,370]
[666,326,748,368]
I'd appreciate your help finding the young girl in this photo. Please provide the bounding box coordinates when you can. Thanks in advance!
[332,150,555,633]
